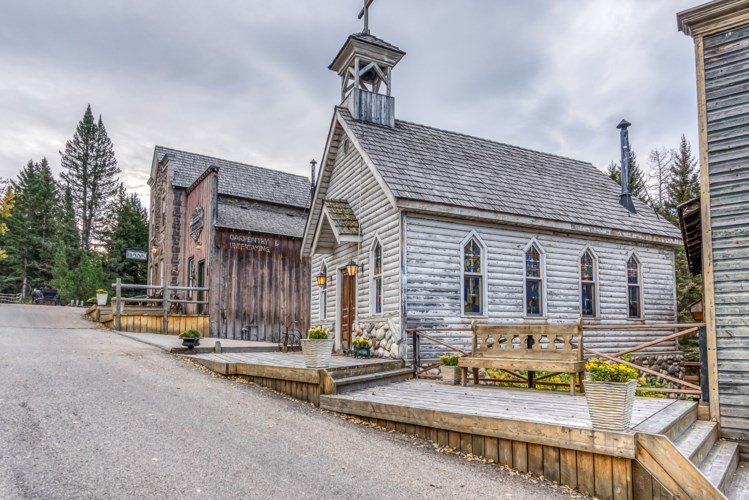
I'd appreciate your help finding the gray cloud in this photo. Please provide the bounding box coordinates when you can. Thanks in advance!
[0,0,700,205]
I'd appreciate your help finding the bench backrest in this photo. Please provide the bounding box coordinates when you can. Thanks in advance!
[471,321,583,361]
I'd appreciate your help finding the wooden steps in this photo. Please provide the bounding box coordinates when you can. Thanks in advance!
[634,399,696,439]
[726,461,749,499]
[331,367,413,393]
[701,440,740,493]
[674,420,719,465]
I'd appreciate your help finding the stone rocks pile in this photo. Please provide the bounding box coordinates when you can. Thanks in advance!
[352,320,401,359]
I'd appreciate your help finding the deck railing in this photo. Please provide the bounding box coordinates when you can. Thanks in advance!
[408,322,708,399]
[111,278,209,334]
[0,292,22,304]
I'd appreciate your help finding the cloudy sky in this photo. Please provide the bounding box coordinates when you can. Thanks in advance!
[0,0,701,206]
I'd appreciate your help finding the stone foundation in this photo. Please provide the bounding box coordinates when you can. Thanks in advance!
[632,352,686,382]
[353,319,401,359]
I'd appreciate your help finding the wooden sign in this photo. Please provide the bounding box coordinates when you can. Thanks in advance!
[125,249,148,261]
[190,205,204,241]
[227,232,280,253]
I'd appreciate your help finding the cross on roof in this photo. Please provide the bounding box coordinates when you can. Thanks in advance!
[358,0,375,34]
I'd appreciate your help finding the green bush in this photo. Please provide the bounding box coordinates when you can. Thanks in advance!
[352,338,369,348]
[308,326,330,340]
[440,354,460,366]
[179,329,201,339]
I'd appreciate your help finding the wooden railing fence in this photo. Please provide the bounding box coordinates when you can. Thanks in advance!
[408,322,708,398]
[0,292,22,304]
[112,278,209,334]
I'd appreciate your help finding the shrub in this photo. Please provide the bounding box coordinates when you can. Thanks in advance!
[179,329,201,339]
[352,338,369,348]
[440,354,460,366]
[308,326,330,340]
[96,288,107,294]
[586,358,639,383]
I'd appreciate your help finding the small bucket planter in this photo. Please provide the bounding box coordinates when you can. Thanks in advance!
[179,329,202,351]
[352,338,371,359]
[96,289,108,306]
[585,359,640,431]
[440,354,461,385]
[301,327,334,368]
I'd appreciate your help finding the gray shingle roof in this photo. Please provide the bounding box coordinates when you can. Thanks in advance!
[154,146,310,209]
[349,32,404,54]
[339,109,681,240]
[324,199,359,236]
[216,198,307,238]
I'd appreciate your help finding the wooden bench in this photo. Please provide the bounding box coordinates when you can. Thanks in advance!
[458,321,585,395]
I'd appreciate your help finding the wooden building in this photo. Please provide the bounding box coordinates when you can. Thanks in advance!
[147,146,311,340]
[302,25,683,361]
[678,0,749,458]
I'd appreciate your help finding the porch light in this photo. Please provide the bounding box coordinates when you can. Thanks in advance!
[689,298,703,322]
[346,260,359,276]
[316,272,327,287]
[151,245,158,254]
[196,241,202,250]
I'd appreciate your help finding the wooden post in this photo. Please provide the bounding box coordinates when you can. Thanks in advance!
[162,282,169,335]
[114,278,122,331]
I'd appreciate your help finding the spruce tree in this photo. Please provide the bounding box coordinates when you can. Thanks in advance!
[665,135,700,223]
[104,186,149,285]
[60,105,121,250]
[57,183,82,267]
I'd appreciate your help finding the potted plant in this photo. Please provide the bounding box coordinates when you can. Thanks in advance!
[96,288,108,306]
[179,329,202,351]
[301,326,334,368]
[440,354,461,385]
[352,338,371,358]
[585,358,640,431]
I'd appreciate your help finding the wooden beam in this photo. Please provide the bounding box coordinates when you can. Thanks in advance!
[612,326,699,358]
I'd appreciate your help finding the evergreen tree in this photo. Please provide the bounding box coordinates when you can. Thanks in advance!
[51,245,107,303]
[648,147,672,215]
[57,183,82,267]
[665,135,700,223]
[60,105,121,250]
[0,183,14,261]
[104,186,149,285]
[2,159,60,293]
[606,149,649,201]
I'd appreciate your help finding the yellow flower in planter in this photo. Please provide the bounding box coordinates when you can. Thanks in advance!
[440,354,460,366]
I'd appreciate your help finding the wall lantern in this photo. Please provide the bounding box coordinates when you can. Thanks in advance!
[316,272,327,287]
[346,260,359,276]
[196,241,203,250]
[151,245,159,254]
[689,298,704,323]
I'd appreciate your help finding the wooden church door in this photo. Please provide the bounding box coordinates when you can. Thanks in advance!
[340,272,356,350]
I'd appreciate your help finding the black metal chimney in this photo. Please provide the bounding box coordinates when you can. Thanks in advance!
[309,159,318,201]
[616,119,637,214]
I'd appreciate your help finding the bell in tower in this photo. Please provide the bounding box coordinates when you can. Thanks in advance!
[328,0,405,128]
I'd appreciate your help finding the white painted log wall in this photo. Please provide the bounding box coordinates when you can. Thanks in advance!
[310,135,401,342]
[404,214,678,357]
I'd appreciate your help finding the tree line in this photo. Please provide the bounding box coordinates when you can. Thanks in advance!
[607,135,701,322]
[0,105,148,303]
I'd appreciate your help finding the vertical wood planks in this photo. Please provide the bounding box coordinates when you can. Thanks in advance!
[560,448,577,490]
[528,443,544,476]
[594,454,614,500]
[612,456,632,500]
[513,441,528,473]
[543,445,560,484]
[577,451,595,496]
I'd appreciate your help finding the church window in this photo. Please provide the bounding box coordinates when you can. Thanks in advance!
[580,250,597,317]
[371,240,383,314]
[462,235,484,315]
[627,255,642,319]
[525,243,544,316]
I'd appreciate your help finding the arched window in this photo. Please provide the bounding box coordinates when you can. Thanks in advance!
[627,255,642,319]
[319,262,328,320]
[371,240,383,314]
[580,249,597,317]
[462,235,485,315]
[524,243,544,316]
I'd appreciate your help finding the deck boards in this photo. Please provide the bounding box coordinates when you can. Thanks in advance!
[190,352,393,369]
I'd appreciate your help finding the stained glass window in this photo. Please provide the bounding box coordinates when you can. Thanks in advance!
[463,237,483,315]
[320,263,328,320]
[372,241,383,314]
[627,256,641,318]
[525,244,543,316]
[580,250,596,317]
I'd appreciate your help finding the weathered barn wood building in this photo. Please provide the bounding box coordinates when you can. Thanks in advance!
[679,0,749,457]
[147,147,311,340]
[302,26,683,361]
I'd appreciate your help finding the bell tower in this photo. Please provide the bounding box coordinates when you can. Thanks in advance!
[328,0,405,127]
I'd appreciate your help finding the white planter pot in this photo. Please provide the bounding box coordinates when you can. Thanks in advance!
[300,338,334,368]
[440,365,461,385]
[96,293,108,306]
[585,379,637,431]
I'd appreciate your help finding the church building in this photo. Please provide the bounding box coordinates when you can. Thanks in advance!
[148,146,311,341]
[302,9,683,361]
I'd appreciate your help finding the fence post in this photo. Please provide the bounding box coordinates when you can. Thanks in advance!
[698,326,710,403]
[412,330,420,376]
[162,281,169,335]
[114,278,122,331]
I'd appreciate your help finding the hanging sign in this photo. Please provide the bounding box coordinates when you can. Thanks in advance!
[125,249,148,261]
[190,205,204,241]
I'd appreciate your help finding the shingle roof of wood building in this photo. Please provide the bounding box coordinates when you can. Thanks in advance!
[336,108,681,242]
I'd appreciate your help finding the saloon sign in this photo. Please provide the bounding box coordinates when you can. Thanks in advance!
[125,249,148,261]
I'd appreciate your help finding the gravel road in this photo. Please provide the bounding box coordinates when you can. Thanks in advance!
[0,304,578,499]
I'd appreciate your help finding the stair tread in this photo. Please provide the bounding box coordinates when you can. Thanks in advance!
[673,420,718,462]
[701,440,740,491]
[726,461,749,500]
[634,400,697,435]
[335,368,413,385]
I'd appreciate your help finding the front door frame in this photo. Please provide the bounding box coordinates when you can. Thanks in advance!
[337,267,356,352]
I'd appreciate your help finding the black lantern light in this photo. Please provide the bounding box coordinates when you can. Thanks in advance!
[316,272,327,287]
[346,260,358,276]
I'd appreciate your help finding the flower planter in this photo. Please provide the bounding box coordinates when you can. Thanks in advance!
[181,337,201,351]
[300,338,334,368]
[585,379,637,431]
[441,365,461,385]
[96,293,108,306]
[353,345,371,358]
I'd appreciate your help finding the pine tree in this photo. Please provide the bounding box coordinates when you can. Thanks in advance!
[57,183,82,267]
[606,149,649,201]
[104,186,149,285]
[60,105,121,250]
[665,135,700,223]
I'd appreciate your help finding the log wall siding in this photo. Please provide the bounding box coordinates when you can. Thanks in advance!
[182,170,216,314]
[703,25,749,445]
[213,228,310,342]
[310,135,401,345]
[404,214,678,357]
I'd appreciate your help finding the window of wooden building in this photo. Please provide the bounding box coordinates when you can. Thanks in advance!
[627,254,642,319]
[524,242,544,317]
[371,239,383,314]
[187,257,195,300]
[462,234,485,315]
[319,262,328,320]
[580,249,598,318]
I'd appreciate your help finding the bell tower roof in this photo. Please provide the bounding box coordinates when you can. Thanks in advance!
[328,32,405,74]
